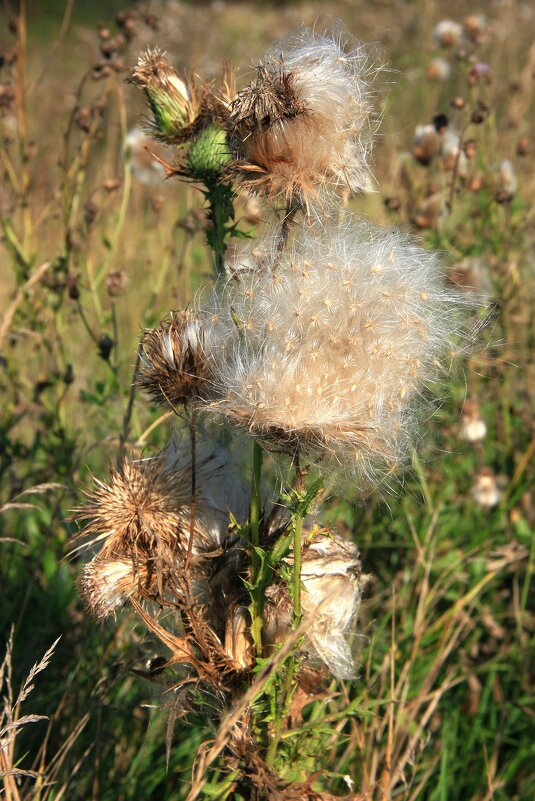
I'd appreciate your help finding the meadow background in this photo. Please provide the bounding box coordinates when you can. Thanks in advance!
[1,0,534,799]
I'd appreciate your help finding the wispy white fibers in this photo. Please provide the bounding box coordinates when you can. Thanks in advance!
[263,531,365,679]
[229,25,381,213]
[300,532,365,679]
[196,215,473,489]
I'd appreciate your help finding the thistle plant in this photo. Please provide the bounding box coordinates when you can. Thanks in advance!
[74,24,475,798]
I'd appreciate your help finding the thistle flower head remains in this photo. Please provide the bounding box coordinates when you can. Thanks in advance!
[74,441,245,618]
[129,47,197,143]
[138,310,212,408]
[197,216,472,487]
[229,27,381,213]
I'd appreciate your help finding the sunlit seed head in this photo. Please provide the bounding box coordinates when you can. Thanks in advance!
[228,26,382,214]
[264,530,366,679]
[459,399,487,442]
[195,216,476,488]
[433,20,464,49]
[471,469,505,508]
[80,557,148,620]
[426,57,451,82]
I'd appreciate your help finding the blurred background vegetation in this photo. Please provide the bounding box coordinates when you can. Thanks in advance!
[1,1,534,799]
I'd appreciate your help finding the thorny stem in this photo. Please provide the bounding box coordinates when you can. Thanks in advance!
[118,340,143,464]
[15,0,32,260]
[249,439,264,654]
[205,180,235,275]
[447,119,471,214]
[291,449,305,623]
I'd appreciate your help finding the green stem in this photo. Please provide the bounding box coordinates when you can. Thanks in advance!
[205,180,234,276]
[293,512,303,625]
[249,439,264,654]
[292,448,305,625]
[266,450,306,768]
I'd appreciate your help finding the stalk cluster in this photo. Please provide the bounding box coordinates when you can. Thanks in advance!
[75,24,472,793]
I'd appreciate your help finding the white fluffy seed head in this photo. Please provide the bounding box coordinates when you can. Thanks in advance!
[196,216,475,489]
[80,557,145,620]
[263,531,365,679]
[433,20,464,49]
[300,533,364,679]
[229,26,382,213]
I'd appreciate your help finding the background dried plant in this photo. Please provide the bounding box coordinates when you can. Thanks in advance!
[1,1,534,800]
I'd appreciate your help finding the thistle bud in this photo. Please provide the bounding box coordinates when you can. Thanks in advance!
[186,123,232,182]
[130,48,193,143]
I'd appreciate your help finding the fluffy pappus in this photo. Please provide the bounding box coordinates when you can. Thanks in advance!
[80,557,149,620]
[263,531,365,679]
[228,26,381,214]
[196,216,475,487]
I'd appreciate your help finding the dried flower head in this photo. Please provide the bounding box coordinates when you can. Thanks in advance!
[426,57,451,82]
[80,556,148,620]
[471,469,505,508]
[130,49,231,181]
[495,159,517,203]
[197,217,472,486]
[229,27,381,212]
[412,117,465,175]
[463,14,487,43]
[412,123,442,166]
[138,310,212,408]
[412,188,444,231]
[264,531,365,679]
[74,441,245,617]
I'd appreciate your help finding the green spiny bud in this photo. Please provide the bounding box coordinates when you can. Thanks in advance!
[186,125,232,181]
[130,48,191,142]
